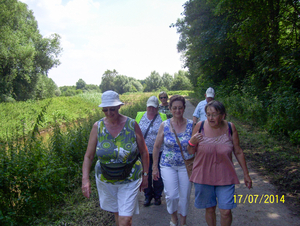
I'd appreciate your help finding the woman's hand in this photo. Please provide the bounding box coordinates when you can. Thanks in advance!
[244,174,252,189]
[82,179,91,198]
[189,132,203,145]
[140,175,148,192]
[152,165,160,181]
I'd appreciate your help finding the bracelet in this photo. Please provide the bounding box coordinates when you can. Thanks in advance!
[188,140,195,147]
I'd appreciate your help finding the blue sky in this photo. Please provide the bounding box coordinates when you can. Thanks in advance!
[21,0,187,87]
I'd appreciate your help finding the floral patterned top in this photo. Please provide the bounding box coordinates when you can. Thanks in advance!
[160,119,194,167]
[158,104,173,119]
[94,117,142,184]
[138,113,164,154]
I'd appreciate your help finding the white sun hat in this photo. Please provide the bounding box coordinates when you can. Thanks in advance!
[98,90,124,107]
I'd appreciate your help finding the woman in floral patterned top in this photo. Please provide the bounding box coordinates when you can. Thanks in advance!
[158,91,173,119]
[82,90,149,226]
[152,95,194,226]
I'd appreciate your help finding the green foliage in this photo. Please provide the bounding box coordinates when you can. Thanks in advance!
[170,70,192,91]
[174,0,300,144]
[0,93,103,141]
[162,73,174,90]
[35,74,60,99]
[99,69,118,92]
[0,92,154,225]
[0,0,62,102]
[266,86,300,137]
[76,79,86,90]
[143,71,163,92]
[99,70,143,94]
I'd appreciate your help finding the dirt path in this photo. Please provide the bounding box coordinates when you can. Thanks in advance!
[132,100,300,226]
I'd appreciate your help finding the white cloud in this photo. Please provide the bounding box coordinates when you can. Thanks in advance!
[21,0,186,87]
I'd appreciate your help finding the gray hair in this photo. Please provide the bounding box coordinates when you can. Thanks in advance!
[158,91,168,99]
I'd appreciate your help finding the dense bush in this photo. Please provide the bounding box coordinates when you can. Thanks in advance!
[210,84,300,145]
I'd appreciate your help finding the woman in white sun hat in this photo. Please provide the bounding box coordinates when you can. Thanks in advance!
[82,90,149,226]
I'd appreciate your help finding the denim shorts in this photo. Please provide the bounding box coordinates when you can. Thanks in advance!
[194,183,237,209]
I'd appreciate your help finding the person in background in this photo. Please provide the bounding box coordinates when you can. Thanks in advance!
[158,91,173,119]
[136,96,167,207]
[82,90,149,226]
[152,95,194,226]
[192,87,215,128]
[187,100,252,226]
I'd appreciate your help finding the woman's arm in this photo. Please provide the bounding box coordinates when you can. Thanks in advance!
[135,122,149,192]
[82,122,98,198]
[231,122,252,189]
[152,122,165,180]
[187,121,203,154]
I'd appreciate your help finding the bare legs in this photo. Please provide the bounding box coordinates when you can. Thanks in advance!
[205,207,216,226]
[113,213,133,226]
[220,209,232,226]
[205,207,232,226]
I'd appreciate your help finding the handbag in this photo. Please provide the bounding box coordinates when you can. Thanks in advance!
[170,120,194,178]
[100,155,138,180]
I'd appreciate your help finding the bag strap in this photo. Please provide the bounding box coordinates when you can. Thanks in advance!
[143,113,159,139]
[199,120,232,136]
[228,122,232,136]
[170,120,187,161]
[199,121,205,133]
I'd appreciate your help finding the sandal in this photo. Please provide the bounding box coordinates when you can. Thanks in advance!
[170,221,178,226]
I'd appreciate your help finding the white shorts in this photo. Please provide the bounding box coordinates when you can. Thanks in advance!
[95,174,142,216]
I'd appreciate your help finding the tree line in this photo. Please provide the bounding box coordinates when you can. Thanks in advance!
[172,0,300,144]
[58,69,192,96]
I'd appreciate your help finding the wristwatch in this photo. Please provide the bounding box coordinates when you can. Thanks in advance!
[143,172,148,176]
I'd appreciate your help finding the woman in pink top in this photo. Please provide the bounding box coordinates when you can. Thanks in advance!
[187,100,252,226]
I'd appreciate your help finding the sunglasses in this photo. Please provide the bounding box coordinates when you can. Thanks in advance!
[160,96,167,99]
[102,107,116,112]
[171,106,184,111]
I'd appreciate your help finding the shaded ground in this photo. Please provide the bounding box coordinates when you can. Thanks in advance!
[132,100,300,226]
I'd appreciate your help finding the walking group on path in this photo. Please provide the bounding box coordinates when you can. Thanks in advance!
[82,89,299,226]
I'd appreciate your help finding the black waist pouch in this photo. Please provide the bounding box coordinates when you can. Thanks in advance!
[101,155,138,180]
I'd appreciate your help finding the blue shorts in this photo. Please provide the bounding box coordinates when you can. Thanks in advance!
[194,184,237,209]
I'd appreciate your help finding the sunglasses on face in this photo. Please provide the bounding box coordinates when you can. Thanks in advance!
[160,96,167,99]
[171,106,184,111]
[102,107,116,112]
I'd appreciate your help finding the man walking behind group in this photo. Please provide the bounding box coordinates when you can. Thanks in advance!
[192,87,215,127]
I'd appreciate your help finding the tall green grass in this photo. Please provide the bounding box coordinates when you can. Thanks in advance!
[0,93,103,142]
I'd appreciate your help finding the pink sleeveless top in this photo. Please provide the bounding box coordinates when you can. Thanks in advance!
[190,125,240,185]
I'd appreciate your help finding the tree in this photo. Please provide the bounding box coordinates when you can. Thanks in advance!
[76,79,86,90]
[35,74,59,99]
[144,71,163,92]
[170,70,192,90]
[161,73,173,90]
[114,75,130,94]
[0,0,62,102]
[99,69,117,92]
[131,79,143,92]
[172,0,250,92]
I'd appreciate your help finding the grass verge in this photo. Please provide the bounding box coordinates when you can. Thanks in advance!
[34,173,115,226]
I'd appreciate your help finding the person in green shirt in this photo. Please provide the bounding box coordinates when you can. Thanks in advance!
[136,96,167,207]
